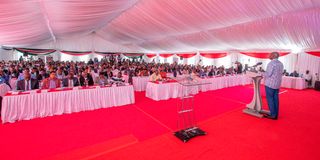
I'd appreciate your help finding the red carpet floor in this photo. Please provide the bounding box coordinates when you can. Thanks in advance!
[0,85,319,160]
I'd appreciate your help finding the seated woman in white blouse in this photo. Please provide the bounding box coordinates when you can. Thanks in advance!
[111,72,125,82]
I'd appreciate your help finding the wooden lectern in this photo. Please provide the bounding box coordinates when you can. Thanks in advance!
[243,71,270,118]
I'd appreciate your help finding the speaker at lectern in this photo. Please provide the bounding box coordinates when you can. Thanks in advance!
[243,71,270,118]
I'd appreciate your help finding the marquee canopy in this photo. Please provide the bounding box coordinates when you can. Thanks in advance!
[1,0,320,53]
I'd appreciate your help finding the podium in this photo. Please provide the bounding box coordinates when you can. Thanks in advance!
[174,77,210,142]
[243,71,270,118]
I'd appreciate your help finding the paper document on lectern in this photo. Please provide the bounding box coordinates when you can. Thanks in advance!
[246,71,262,78]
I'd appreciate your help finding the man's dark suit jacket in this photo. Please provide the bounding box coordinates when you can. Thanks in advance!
[16,79,39,91]
[62,77,80,87]
[79,74,94,86]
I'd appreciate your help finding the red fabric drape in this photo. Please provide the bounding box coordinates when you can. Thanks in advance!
[146,54,157,58]
[60,50,92,56]
[306,51,320,57]
[200,52,227,59]
[176,53,196,58]
[240,52,290,59]
[122,53,144,57]
[159,53,174,58]
[16,48,56,55]
[94,51,120,56]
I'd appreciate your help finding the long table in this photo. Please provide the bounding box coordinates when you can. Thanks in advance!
[146,75,252,101]
[146,81,200,101]
[261,76,306,90]
[1,85,135,123]
[198,75,251,92]
[281,76,306,90]
[132,76,149,91]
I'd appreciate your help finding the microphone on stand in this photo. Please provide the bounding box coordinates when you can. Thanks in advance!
[249,62,263,73]
[252,62,263,67]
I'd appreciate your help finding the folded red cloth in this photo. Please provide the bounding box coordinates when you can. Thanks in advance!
[5,92,30,96]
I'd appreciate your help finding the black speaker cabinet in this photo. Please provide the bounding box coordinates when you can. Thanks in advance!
[315,81,320,91]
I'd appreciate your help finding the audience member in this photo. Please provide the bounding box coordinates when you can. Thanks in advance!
[303,70,312,87]
[62,72,79,87]
[16,71,39,91]
[290,70,299,77]
[42,71,61,89]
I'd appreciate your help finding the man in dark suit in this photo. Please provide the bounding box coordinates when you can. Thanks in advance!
[16,71,39,91]
[79,71,94,86]
[62,72,79,87]
[289,70,299,77]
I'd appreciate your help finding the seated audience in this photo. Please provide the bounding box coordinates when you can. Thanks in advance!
[95,72,108,85]
[235,61,243,74]
[42,71,61,89]
[160,69,167,78]
[62,72,79,87]
[290,70,299,77]
[0,56,279,91]
[79,71,94,86]
[283,69,289,76]
[111,72,125,82]
[56,68,65,80]
[0,70,9,85]
[16,71,39,91]
[149,70,162,82]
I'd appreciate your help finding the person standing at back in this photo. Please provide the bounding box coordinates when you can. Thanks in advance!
[263,52,284,120]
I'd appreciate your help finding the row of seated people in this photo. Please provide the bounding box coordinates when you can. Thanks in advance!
[149,69,207,82]
[284,70,319,87]
[16,71,125,91]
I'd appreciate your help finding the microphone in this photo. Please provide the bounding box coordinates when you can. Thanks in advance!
[252,62,262,67]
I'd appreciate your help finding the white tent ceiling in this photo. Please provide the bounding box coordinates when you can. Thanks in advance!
[1,0,320,53]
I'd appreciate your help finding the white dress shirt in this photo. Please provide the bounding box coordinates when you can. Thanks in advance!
[25,80,31,91]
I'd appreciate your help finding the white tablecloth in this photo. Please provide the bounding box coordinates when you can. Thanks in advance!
[0,83,11,97]
[146,75,252,101]
[199,75,251,92]
[281,76,306,90]
[132,76,150,91]
[1,85,135,123]
[146,82,199,101]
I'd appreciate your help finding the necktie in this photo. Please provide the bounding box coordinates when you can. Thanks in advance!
[26,80,30,91]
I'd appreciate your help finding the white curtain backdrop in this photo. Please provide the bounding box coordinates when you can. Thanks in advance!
[237,52,298,73]
[0,49,22,61]
[296,52,320,76]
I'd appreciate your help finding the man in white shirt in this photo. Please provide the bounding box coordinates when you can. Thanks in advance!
[303,70,312,88]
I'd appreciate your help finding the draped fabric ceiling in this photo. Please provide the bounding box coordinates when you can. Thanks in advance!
[1,0,320,53]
